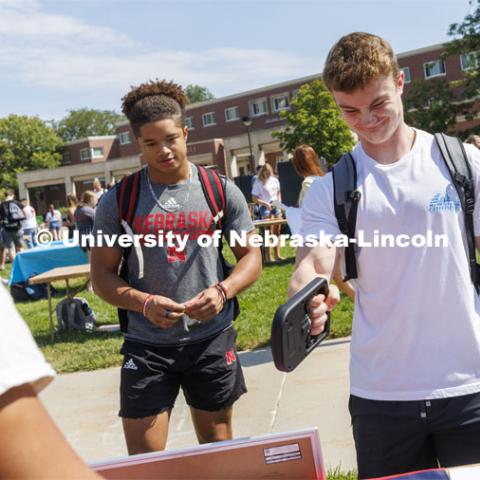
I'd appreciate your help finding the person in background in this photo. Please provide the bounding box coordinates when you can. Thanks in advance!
[65,194,78,239]
[45,204,62,241]
[0,189,25,268]
[92,178,105,203]
[466,134,480,150]
[20,198,38,249]
[251,163,284,262]
[74,191,97,247]
[0,282,101,479]
[292,145,355,300]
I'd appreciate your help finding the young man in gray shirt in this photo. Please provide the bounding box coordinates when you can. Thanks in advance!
[91,80,262,455]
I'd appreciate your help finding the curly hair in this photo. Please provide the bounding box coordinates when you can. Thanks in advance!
[323,32,400,92]
[121,80,188,136]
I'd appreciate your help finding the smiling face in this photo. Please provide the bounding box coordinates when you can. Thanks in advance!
[333,73,405,148]
[138,118,189,183]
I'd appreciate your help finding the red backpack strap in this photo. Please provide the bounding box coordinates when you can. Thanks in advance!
[116,170,142,226]
[197,165,226,229]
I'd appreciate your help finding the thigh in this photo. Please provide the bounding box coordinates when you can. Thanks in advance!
[119,341,181,419]
[350,396,437,479]
[431,392,480,468]
[190,405,233,444]
[122,411,170,454]
[182,327,247,412]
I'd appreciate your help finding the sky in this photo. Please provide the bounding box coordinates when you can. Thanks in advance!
[0,0,474,121]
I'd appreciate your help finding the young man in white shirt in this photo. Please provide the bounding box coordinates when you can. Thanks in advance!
[289,32,480,478]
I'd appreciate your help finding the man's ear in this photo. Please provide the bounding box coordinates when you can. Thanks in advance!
[396,70,405,95]
[183,126,189,141]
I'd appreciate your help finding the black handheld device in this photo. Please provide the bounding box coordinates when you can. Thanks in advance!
[271,277,330,372]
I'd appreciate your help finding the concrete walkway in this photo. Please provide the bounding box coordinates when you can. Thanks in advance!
[40,338,356,472]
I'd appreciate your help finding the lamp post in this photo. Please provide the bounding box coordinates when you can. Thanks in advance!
[242,116,255,172]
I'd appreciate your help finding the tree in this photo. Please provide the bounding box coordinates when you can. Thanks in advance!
[441,0,480,132]
[55,108,125,142]
[0,115,63,194]
[184,84,215,104]
[404,79,462,133]
[273,80,355,165]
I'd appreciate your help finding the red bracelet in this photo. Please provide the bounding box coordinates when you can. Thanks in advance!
[142,294,154,317]
[213,284,227,306]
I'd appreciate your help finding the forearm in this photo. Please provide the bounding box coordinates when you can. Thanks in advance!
[288,245,336,298]
[221,248,262,299]
[91,267,148,313]
[0,384,101,479]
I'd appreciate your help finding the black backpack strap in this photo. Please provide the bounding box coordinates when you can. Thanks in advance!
[332,153,361,280]
[115,170,142,332]
[435,133,479,292]
[197,166,240,320]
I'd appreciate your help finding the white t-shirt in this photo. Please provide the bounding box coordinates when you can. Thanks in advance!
[0,284,55,396]
[21,205,37,230]
[301,129,480,401]
[252,176,280,203]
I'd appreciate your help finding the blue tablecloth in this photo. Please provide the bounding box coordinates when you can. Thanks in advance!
[9,241,88,285]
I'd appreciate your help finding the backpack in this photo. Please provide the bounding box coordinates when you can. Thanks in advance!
[332,133,480,292]
[115,166,239,333]
[1,200,25,231]
[56,297,96,332]
[10,273,55,302]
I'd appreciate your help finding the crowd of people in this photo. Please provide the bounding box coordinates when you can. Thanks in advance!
[4,29,480,480]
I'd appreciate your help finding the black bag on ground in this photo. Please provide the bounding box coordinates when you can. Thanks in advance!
[56,297,96,332]
[271,277,330,372]
[10,275,54,301]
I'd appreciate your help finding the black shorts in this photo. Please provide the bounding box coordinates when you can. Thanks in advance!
[119,326,247,418]
[349,392,480,479]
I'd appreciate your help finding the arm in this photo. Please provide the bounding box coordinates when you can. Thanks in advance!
[251,194,271,208]
[0,383,101,479]
[332,254,355,301]
[288,244,340,335]
[184,231,262,321]
[90,246,185,329]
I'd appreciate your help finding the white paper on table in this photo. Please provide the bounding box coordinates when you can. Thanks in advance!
[283,206,302,236]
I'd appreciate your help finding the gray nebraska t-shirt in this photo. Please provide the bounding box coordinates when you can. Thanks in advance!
[93,164,254,346]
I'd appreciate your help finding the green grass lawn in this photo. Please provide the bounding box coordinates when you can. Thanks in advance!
[2,243,353,374]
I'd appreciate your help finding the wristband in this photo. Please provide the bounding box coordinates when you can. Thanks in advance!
[217,282,228,299]
[142,294,154,317]
[214,284,227,306]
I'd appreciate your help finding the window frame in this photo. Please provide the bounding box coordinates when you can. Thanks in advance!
[250,97,268,117]
[423,59,446,79]
[224,106,240,123]
[202,111,217,127]
[119,131,132,145]
[271,92,290,112]
[401,66,411,84]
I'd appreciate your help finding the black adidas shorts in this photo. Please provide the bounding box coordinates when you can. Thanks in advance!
[119,326,247,418]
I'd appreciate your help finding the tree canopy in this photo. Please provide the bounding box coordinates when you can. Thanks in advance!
[273,80,355,165]
[55,108,125,142]
[0,115,63,195]
[184,84,215,104]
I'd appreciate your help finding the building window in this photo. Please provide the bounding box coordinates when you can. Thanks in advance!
[80,148,91,161]
[460,51,479,71]
[291,89,300,100]
[423,60,446,79]
[62,151,71,164]
[185,117,194,129]
[250,98,268,117]
[271,93,289,112]
[119,131,131,145]
[401,67,411,84]
[202,112,216,127]
[80,147,104,161]
[225,106,240,122]
[92,147,104,158]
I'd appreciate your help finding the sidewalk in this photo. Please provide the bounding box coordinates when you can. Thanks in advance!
[40,338,356,472]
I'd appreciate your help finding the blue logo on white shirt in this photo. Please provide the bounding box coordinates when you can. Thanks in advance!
[428,185,460,212]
